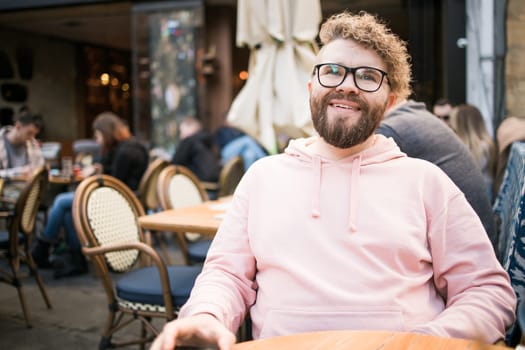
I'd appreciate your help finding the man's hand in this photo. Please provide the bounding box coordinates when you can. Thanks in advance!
[150,314,236,350]
[18,165,33,177]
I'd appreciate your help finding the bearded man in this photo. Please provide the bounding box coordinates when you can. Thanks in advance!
[151,11,516,350]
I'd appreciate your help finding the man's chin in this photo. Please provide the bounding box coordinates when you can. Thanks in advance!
[327,110,361,124]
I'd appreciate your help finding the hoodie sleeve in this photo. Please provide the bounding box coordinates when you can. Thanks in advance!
[178,174,257,333]
[411,184,516,342]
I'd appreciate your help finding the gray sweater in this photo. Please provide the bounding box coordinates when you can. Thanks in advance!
[376,100,496,246]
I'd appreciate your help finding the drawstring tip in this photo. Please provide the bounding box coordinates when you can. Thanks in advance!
[311,210,320,218]
[349,223,357,232]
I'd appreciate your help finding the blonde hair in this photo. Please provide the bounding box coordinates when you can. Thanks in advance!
[319,11,412,100]
[449,104,496,171]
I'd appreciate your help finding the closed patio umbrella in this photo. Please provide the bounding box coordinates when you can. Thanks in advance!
[226,0,322,153]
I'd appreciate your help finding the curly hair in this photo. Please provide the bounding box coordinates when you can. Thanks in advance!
[319,11,412,100]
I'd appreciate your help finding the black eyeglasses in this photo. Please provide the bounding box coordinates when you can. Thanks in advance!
[314,63,388,92]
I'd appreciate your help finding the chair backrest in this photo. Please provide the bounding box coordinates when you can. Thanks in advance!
[73,139,101,167]
[137,158,169,212]
[14,166,49,237]
[492,141,525,344]
[72,174,148,273]
[157,165,208,211]
[494,141,525,264]
[218,155,244,198]
[40,142,62,168]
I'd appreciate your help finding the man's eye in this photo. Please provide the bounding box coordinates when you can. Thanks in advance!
[323,65,342,75]
[358,71,380,82]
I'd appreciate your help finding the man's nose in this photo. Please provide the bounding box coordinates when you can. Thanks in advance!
[336,73,360,94]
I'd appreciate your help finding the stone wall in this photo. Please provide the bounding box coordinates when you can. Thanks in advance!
[0,29,78,146]
[506,0,525,118]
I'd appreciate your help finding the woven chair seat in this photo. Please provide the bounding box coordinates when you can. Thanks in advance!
[116,265,201,306]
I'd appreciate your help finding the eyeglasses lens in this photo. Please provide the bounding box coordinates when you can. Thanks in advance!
[355,68,383,91]
[317,64,345,87]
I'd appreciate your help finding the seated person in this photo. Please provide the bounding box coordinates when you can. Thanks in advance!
[377,99,497,246]
[0,110,45,199]
[171,116,221,183]
[215,124,268,170]
[449,104,496,202]
[432,98,453,127]
[32,111,149,278]
[151,11,515,350]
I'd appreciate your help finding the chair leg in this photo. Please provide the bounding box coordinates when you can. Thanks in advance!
[99,336,112,350]
[33,271,52,308]
[140,319,149,350]
[25,247,52,308]
[174,232,190,265]
[8,257,32,328]
[14,282,32,328]
[99,302,119,350]
[152,231,172,264]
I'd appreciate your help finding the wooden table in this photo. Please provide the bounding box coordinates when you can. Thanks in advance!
[232,330,511,350]
[8,174,83,185]
[137,196,232,236]
[49,174,84,184]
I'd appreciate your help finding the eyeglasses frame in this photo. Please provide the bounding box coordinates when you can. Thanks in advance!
[313,63,389,93]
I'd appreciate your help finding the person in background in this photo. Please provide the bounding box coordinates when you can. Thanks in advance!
[151,11,515,350]
[171,116,221,183]
[449,104,496,201]
[0,109,45,201]
[376,100,497,246]
[432,98,453,127]
[32,111,149,278]
[215,124,268,170]
[0,109,44,178]
[492,116,525,197]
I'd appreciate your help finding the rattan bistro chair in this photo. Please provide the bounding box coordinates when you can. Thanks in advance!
[0,166,52,327]
[137,158,170,213]
[217,155,244,198]
[157,165,212,265]
[72,174,201,349]
[137,159,172,262]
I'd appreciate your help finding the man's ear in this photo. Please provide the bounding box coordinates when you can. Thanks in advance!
[307,80,312,93]
[386,93,397,110]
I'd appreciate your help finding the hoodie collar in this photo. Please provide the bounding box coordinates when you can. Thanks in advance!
[285,135,405,233]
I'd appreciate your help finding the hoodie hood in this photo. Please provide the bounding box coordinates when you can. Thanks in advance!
[284,134,406,232]
[284,134,404,165]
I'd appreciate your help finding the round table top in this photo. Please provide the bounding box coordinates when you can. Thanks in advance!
[231,330,511,350]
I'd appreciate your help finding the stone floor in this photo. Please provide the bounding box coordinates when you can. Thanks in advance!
[0,238,184,349]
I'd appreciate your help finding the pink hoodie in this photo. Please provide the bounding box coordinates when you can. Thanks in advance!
[179,135,516,343]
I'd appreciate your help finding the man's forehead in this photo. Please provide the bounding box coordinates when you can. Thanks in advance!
[317,39,386,70]
[434,104,452,115]
[20,123,39,133]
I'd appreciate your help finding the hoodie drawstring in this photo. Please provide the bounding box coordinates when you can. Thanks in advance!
[348,155,361,232]
[311,154,360,232]
[311,156,321,218]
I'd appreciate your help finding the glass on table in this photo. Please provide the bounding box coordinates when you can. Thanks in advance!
[61,156,73,178]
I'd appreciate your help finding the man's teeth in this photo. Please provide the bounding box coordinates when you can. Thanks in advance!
[334,103,353,110]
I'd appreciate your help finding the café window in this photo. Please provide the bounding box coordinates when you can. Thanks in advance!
[132,1,204,154]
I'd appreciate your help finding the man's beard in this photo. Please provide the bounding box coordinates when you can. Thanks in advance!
[310,92,387,149]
